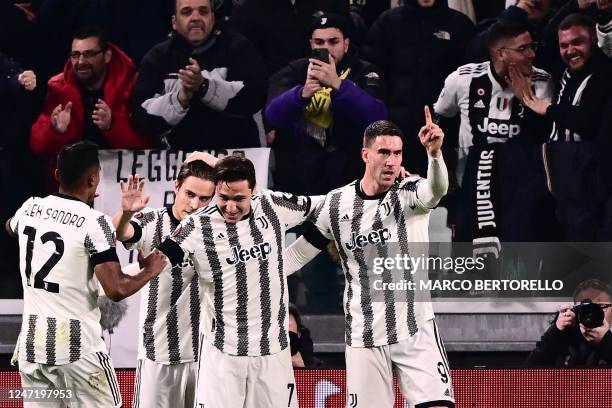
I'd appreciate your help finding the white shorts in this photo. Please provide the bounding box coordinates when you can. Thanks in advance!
[19,351,121,408]
[345,319,454,408]
[195,339,298,408]
[133,358,197,408]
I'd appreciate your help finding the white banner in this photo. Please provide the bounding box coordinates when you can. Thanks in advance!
[93,148,270,367]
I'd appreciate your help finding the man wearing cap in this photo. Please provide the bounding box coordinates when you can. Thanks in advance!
[265,12,388,195]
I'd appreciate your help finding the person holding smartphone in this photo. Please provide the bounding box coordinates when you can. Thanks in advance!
[265,12,388,196]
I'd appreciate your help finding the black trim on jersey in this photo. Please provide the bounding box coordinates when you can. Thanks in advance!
[248,215,271,356]
[52,192,83,203]
[415,401,454,408]
[489,65,507,88]
[302,221,330,250]
[355,180,389,201]
[45,317,57,365]
[165,205,180,225]
[96,215,116,247]
[26,315,36,362]
[201,216,225,351]
[166,266,182,363]
[122,221,142,244]
[226,222,250,356]
[390,189,418,336]
[157,239,184,267]
[91,248,120,267]
[69,319,81,363]
[269,192,312,215]
[329,191,354,345]
[350,195,375,347]
[468,71,494,146]
[373,209,398,344]
[96,352,121,406]
[189,274,200,360]
[259,197,289,351]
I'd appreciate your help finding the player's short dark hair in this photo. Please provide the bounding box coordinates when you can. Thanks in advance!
[213,155,256,189]
[573,279,612,302]
[486,21,530,52]
[72,25,108,51]
[56,141,100,189]
[177,160,215,187]
[363,120,404,148]
[558,13,595,35]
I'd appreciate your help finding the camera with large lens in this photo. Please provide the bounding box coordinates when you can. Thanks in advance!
[572,299,604,329]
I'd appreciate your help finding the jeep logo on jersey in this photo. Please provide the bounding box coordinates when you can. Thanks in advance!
[476,117,520,137]
[226,242,272,265]
[345,228,391,251]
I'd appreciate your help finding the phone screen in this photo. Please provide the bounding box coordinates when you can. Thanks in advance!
[311,48,329,63]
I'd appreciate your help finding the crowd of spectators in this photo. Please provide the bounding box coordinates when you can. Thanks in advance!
[2,0,612,303]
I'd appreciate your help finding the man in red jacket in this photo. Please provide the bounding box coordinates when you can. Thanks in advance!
[31,25,155,159]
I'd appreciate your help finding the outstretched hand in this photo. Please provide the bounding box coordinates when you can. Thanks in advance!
[119,174,149,213]
[418,106,443,158]
[507,64,550,116]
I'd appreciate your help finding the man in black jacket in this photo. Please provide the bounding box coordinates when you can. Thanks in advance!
[508,13,612,240]
[130,0,267,150]
[361,0,474,175]
[527,279,612,366]
[265,12,387,195]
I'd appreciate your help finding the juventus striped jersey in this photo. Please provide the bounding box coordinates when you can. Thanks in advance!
[548,69,592,142]
[434,61,554,148]
[123,206,202,364]
[9,194,116,365]
[299,157,448,348]
[158,190,314,357]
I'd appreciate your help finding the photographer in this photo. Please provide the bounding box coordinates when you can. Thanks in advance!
[527,279,612,366]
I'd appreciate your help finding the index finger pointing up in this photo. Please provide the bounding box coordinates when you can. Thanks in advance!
[424,105,433,126]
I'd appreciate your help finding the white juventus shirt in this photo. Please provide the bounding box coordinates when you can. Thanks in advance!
[158,190,314,357]
[9,194,115,365]
[123,207,202,365]
[299,158,448,348]
[434,61,554,149]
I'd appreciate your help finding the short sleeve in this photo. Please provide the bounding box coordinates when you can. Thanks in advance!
[263,190,313,229]
[8,197,34,234]
[302,194,333,250]
[433,69,460,118]
[123,208,157,251]
[85,213,119,266]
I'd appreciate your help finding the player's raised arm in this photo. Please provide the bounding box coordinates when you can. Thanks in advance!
[112,174,149,242]
[95,250,168,301]
[414,106,449,208]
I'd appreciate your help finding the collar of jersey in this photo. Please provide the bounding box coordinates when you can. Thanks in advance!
[166,205,181,226]
[489,63,508,89]
[53,192,86,203]
[215,205,253,222]
[355,180,389,201]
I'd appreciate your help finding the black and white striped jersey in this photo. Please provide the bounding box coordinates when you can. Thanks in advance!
[123,206,202,365]
[548,69,592,142]
[303,177,439,348]
[158,190,314,357]
[8,194,116,365]
[434,61,554,148]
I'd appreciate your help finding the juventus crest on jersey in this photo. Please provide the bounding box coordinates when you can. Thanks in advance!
[434,61,553,148]
[305,178,436,348]
[124,207,201,365]
[9,194,115,365]
[160,190,313,357]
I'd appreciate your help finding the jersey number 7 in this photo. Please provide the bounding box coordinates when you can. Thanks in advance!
[22,226,63,293]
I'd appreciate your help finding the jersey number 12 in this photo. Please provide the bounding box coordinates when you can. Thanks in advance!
[22,226,63,293]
